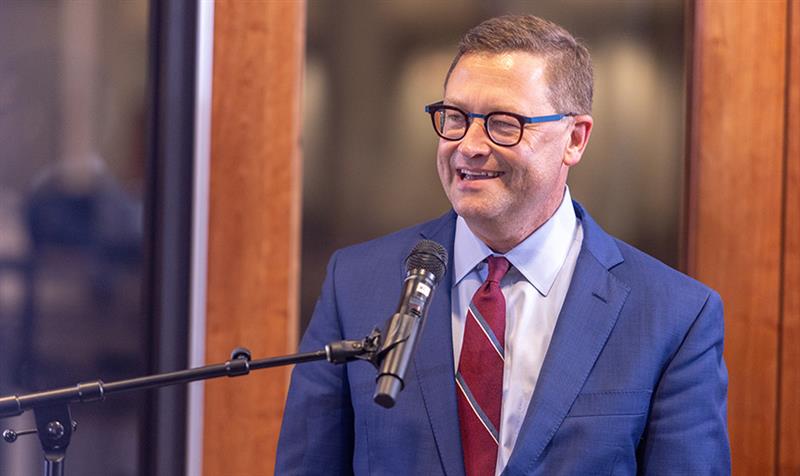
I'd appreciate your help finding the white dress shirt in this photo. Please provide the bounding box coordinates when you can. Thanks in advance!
[451,188,584,475]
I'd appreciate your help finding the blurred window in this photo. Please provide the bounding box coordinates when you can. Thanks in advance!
[0,2,150,474]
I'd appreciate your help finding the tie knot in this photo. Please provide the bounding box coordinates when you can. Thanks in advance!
[486,256,511,283]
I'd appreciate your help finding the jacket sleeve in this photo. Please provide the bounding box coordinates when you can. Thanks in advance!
[275,251,355,475]
[638,291,731,474]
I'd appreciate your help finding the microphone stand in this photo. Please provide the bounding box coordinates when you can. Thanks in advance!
[0,330,382,476]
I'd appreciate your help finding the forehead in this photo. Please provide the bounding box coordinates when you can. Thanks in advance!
[444,52,551,112]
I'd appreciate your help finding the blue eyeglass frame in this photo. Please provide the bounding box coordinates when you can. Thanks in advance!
[424,101,577,146]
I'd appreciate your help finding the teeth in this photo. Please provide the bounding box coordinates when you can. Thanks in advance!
[458,169,502,180]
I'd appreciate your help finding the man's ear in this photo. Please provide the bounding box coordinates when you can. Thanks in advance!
[563,115,593,167]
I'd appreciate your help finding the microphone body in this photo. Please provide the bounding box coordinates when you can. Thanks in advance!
[373,240,447,408]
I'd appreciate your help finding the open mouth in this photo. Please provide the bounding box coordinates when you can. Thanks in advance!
[458,168,504,181]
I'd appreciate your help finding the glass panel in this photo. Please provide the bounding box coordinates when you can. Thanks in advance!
[302,1,685,330]
[0,1,149,474]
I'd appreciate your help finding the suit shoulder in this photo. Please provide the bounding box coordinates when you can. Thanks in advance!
[611,238,720,307]
[334,212,454,268]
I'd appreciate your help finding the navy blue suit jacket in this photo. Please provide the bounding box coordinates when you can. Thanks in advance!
[276,203,730,475]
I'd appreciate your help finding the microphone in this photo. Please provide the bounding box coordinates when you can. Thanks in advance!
[373,239,448,408]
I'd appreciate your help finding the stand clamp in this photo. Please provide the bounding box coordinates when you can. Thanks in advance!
[3,420,78,443]
[325,328,382,365]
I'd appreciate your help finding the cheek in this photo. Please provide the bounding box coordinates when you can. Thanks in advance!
[515,140,561,174]
[436,142,456,174]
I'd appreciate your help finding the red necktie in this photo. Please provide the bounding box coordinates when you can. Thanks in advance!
[456,256,511,476]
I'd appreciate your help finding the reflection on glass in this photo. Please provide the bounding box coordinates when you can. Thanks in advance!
[0,1,149,475]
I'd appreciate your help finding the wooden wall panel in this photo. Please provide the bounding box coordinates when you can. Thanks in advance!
[203,1,304,475]
[779,1,800,473]
[687,1,787,473]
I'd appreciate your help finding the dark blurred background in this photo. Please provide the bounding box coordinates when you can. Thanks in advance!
[300,0,685,330]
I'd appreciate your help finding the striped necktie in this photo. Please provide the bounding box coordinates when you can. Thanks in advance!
[456,255,511,476]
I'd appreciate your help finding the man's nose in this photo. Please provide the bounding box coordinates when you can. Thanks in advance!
[456,119,491,158]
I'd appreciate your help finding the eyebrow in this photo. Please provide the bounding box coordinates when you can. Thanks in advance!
[442,99,529,115]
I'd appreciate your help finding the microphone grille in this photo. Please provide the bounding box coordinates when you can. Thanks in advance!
[405,240,448,282]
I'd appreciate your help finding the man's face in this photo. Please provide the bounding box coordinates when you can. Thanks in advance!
[436,52,588,246]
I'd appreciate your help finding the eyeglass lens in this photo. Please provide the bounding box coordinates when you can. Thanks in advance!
[432,108,521,146]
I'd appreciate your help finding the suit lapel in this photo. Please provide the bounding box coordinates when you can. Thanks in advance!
[409,204,629,475]
[413,211,466,476]
[504,205,631,473]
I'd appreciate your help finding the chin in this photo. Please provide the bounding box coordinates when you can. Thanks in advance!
[452,201,498,223]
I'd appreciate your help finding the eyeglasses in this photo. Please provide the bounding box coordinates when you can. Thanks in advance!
[424,101,576,147]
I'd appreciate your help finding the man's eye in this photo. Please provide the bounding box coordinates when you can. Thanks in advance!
[445,113,466,125]
[489,117,519,131]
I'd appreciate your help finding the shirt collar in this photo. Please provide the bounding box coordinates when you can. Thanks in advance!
[453,187,578,296]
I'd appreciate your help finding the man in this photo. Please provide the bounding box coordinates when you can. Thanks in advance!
[277,15,730,475]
